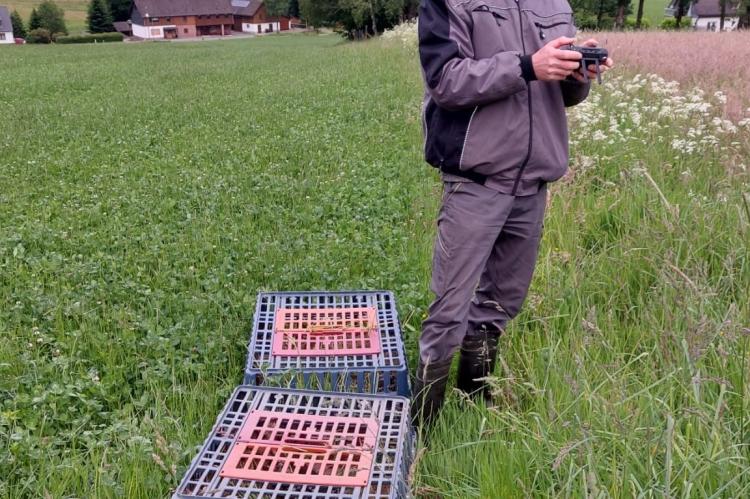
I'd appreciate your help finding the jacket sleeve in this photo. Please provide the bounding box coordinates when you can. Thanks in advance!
[418,0,529,111]
[560,76,590,107]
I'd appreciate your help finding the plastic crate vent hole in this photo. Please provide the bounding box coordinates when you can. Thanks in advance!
[272,307,381,357]
[219,410,379,487]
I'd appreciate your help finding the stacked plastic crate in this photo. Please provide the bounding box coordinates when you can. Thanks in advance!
[173,291,413,499]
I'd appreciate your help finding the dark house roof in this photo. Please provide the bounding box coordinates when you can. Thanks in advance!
[231,0,263,17]
[131,0,233,17]
[113,21,132,33]
[692,0,741,17]
[0,6,13,34]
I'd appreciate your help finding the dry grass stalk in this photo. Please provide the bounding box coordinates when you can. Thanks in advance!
[594,31,750,121]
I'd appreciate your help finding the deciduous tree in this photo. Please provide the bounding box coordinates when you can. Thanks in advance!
[288,0,300,18]
[36,0,67,35]
[614,0,631,29]
[674,0,691,30]
[569,0,621,29]
[635,0,645,29]
[299,0,411,37]
[265,0,289,16]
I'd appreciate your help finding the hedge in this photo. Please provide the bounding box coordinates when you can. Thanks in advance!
[26,28,52,44]
[55,32,124,44]
[660,18,694,30]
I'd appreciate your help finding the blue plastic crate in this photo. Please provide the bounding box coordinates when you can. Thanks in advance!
[173,386,414,499]
[244,291,410,396]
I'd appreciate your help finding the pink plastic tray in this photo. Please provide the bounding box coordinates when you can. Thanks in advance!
[219,410,379,487]
[271,307,381,357]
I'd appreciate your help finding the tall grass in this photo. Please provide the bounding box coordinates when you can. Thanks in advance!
[601,31,750,120]
[415,58,750,499]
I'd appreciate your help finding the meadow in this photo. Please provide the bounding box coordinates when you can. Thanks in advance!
[6,0,88,34]
[2,30,750,498]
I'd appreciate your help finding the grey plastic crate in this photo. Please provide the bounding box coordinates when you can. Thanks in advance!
[173,386,414,499]
[245,291,410,396]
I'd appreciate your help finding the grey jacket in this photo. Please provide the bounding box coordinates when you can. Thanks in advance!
[418,0,590,195]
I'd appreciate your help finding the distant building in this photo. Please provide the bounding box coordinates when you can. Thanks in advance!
[289,17,307,30]
[231,0,280,34]
[130,0,235,39]
[0,6,14,44]
[113,21,133,37]
[666,0,743,31]
[128,0,292,39]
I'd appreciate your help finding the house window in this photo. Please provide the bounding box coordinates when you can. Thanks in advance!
[151,28,160,36]
[184,28,188,33]
[165,17,171,22]
[152,17,159,23]
[0,33,5,40]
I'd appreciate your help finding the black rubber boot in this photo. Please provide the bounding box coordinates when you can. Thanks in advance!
[410,356,453,429]
[456,330,499,404]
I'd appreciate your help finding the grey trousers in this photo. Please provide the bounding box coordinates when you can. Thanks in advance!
[419,181,547,363]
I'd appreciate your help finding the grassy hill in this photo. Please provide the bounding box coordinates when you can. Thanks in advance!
[642,0,669,26]
[2,33,749,497]
[6,0,89,33]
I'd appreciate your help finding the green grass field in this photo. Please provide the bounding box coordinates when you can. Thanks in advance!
[643,0,669,25]
[2,34,749,498]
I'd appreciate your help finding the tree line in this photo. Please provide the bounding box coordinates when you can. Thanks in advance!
[9,0,746,43]
[300,0,746,38]
[9,0,130,43]
[10,0,66,42]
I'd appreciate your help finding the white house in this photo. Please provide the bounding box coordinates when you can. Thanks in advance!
[231,0,281,34]
[666,0,743,31]
[0,6,14,44]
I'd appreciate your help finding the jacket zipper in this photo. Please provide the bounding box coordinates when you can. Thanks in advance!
[422,99,430,158]
[534,20,566,39]
[534,21,567,28]
[459,106,479,169]
[512,0,533,196]
[473,5,507,25]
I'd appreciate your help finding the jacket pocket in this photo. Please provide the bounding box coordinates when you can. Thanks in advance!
[470,4,522,58]
[473,5,507,26]
[523,3,574,51]
[534,20,570,41]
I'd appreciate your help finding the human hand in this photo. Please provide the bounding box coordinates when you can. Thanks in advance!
[570,38,614,83]
[531,36,583,81]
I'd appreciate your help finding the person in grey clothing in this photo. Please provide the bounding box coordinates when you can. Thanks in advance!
[413,0,613,427]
